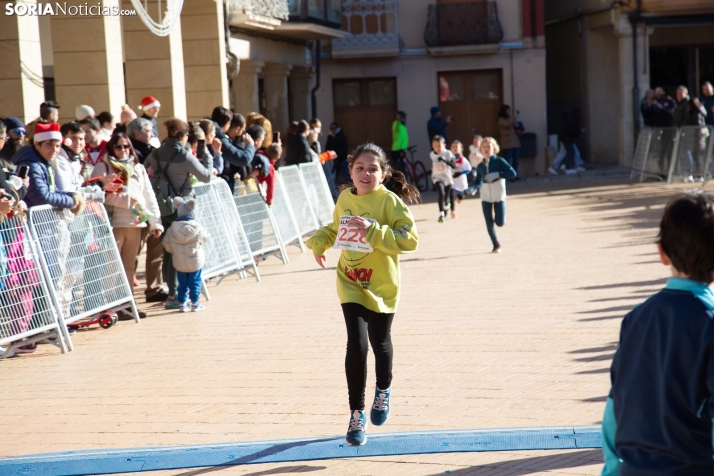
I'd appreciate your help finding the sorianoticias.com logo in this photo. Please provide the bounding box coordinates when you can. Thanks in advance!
[4,2,137,16]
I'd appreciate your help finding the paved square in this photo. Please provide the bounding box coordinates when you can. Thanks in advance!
[0,177,696,474]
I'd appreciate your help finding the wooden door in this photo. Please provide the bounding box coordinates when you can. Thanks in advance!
[438,69,502,145]
[333,78,397,153]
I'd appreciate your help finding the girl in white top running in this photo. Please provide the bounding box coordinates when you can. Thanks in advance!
[449,140,472,219]
[429,135,456,223]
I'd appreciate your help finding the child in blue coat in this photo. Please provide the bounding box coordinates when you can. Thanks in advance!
[471,137,517,253]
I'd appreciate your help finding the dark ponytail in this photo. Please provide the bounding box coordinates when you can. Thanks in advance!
[344,143,421,204]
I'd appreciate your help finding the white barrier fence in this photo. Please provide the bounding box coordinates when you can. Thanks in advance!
[233,178,288,264]
[0,161,335,356]
[0,214,68,359]
[631,126,714,184]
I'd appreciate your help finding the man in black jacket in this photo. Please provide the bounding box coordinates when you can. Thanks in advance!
[0,117,26,172]
[127,118,155,165]
[326,122,349,184]
[210,107,254,191]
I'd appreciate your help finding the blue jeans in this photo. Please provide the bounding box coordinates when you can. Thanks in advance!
[322,161,338,201]
[482,201,505,244]
[501,148,520,174]
[177,269,202,304]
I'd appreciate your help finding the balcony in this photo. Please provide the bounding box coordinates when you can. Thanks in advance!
[273,0,349,39]
[228,0,289,30]
[331,0,400,59]
[229,0,346,39]
[424,1,504,56]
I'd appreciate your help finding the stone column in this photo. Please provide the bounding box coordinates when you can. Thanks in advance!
[231,59,262,115]
[50,0,125,123]
[615,17,651,167]
[0,0,46,123]
[181,0,229,121]
[289,66,313,122]
[123,0,187,137]
[262,63,292,135]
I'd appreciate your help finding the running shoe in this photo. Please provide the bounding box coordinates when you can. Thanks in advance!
[492,242,502,253]
[346,410,367,446]
[179,302,189,313]
[165,297,181,310]
[438,213,445,223]
[451,211,457,219]
[548,166,558,175]
[370,387,391,426]
[191,302,206,312]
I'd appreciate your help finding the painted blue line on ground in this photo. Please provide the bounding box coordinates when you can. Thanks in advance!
[0,426,602,476]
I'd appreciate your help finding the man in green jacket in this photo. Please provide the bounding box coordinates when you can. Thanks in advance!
[391,111,409,171]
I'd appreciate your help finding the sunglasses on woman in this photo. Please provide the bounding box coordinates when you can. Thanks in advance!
[113,144,131,150]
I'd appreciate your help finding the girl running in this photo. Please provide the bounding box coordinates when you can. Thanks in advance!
[307,143,419,447]
[430,135,456,222]
[449,140,472,219]
[472,137,516,253]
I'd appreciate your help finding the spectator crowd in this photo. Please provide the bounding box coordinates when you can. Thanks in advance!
[0,98,343,356]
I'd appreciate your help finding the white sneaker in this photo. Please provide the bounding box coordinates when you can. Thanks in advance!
[694,176,704,183]
[565,169,578,175]
[548,167,558,175]
[684,175,695,183]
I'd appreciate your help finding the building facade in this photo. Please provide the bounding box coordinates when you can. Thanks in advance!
[315,0,548,176]
[546,0,714,166]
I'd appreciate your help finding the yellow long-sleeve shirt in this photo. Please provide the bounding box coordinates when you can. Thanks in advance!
[306,185,418,314]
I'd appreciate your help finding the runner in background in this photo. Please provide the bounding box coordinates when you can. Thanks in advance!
[429,135,456,223]
[449,140,471,219]
[306,143,419,447]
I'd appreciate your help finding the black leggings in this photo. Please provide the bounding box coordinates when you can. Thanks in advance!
[435,182,453,213]
[342,303,394,411]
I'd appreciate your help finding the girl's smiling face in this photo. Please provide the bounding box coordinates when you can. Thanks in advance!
[350,153,384,195]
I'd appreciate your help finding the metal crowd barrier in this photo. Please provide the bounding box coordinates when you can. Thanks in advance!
[299,161,335,226]
[193,181,259,284]
[271,172,305,252]
[233,178,289,264]
[631,126,714,184]
[0,214,68,358]
[28,203,140,350]
[278,165,320,236]
[668,125,714,184]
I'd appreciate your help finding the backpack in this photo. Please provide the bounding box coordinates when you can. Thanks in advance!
[150,151,189,217]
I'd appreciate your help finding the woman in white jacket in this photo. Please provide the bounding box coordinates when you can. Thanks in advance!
[91,133,163,300]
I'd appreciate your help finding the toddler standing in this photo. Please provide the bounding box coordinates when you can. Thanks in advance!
[162,196,211,312]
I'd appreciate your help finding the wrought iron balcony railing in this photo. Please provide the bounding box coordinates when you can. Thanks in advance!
[288,0,342,28]
[424,1,503,48]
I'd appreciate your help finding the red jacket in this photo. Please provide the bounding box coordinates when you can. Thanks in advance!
[256,160,276,206]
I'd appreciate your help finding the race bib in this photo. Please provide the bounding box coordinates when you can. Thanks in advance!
[334,216,376,253]
[433,162,448,174]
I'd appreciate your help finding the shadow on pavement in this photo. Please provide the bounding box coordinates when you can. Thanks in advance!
[426,449,602,475]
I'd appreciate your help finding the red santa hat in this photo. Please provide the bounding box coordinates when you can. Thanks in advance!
[33,122,62,143]
[138,96,161,111]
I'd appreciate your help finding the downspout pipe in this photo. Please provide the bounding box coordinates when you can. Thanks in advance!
[311,40,321,119]
[629,0,642,141]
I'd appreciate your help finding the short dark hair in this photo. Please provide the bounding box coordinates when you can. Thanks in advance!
[245,124,265,141]
[431,135,445,143]
[97,111,113,126]
[199,119,216,136]
[80,117,101,131]
[60,121,83,136]
[659,192,714,284]
[211,106,233,128]
[230,113,245,129]
[40,101,59,119]
[297,120,310,134]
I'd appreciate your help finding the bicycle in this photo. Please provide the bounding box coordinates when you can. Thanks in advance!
[396,145,429,192]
